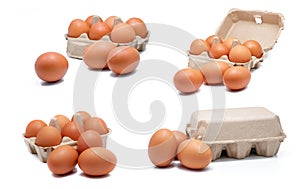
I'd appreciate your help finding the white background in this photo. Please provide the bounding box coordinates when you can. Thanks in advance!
[1,0,299,188]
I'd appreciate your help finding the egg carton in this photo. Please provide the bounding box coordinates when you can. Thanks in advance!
[188,9,284,70]
[65,16,150,59]
[186,107,286,160]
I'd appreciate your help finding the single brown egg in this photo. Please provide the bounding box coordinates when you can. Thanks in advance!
[189,39,210,55]
[35,126,62,147]
[104,16,123,29]
[107,46,140,75]
[35,52,68,83]
[223,66,251,91]
[173,68,204,93]
[84,117,108,134]
[223,37,240,50]
[172,131,188,159]
[200,61,230,85]
[208,43,230,59]
[85,15,103,27]
[83,41,117,69]
[61,121,84,141]
[47,145,78,175]
[68,19,90,38]
[52,114,70,130]
[229,45,252,63]
[126,17,148,38]
[88,22,111,40]
[78,147,117,176]
[205,35,223,47]
[77,130,103,153]
[110,23,136,43]
[71,111,91,126]
[243,40,263,58]
[177,139,212,169]
[148,128,177,167]
[25,120,47,138]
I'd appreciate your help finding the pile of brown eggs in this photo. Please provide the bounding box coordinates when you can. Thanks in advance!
[23,111,117,177]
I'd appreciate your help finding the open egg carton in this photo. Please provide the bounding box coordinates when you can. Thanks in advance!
[186,107,286,160]
[188,9,284,70]
[23,114,111,163]
[65,16,150,59]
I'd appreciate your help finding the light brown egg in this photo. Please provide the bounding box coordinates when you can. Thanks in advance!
[47,145,78,175]
[71,111,91,126]
[61,121,84,141]
[84,117,108,135]
[78,147,117,176]
[104,16,123,29]
[173,68,204,93]
[200,61,230,85]
[223,66,251,91]
[172,131,188,159]
[35,52,68,83]
[107,46,140,75]
[223,37,240,50]
[229,45,252,63]
[208,43,230,59]
[126,17,148,38]
[205,35,223,47]
[77,130,103,153]
[68,19,90,38]
[148,128,177,167]
[177,139,212,169]
[110,23,136,43]
[189,39,210,55]
[85,15,103,27]
[53,114,70,130]
[83,41,117,69]
[25,120,47,138]
[243,40,263,58]
[35,126,62,147]
[88,22,111,40]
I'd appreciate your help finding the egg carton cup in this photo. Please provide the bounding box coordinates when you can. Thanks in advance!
[188,9,284,70]
[186,107,286,160]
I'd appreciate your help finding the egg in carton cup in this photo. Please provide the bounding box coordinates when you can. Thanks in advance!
[188,9,284,70]
[186,107,286,160]
[65,16,150,59]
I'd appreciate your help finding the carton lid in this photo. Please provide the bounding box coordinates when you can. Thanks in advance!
[216,9,284,52]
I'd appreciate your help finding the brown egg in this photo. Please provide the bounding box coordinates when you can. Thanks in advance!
[47,145,78,175]
[243,40,263,58]
[53,115,70,130]
[223,66,251,91]
[71,111,91,126]
[173,68,204,93]
[88,22,111,40]
[107,46,140,75]
[84,117,108,134]
[104,16,123,29]
[177,139,212,169]
[78,147,117,176]
[205,35,223,47]
[85,15,103,27]
[189,39,210,55]
[61,121,84,141]
[200,61,230,85]
[148,128,177,167]
[126,17,148,38]
[77,130,103,153]
[223,37,240,50]
[229,45,252,63]
[68,19,90,38]
[208,43,230,59]
[172,131,188,159]
[110,23,136,43]
[25,120,47,138]
[35,52,68,83]
[35,126,62,147]
[83,41,117,69]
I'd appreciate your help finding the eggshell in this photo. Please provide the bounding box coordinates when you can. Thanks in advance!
[83,41,117,69]
[148,129,177,167]
[110,23,136,43]
[78,147,117,176]
[88,22,111,40]
[189,39,210,55]
[243,40,263,58]
[86,15,103,27]
[47,145,78,175]
[53,115,70,130]
[35,126,62,147]
[177,139,212,169]
[71,111,91,126]
[173,68,204,93]
[61,121,84,141]
[25,120,47,138]
[68,19,90,38]
[223,66,251,91]
[229,45,252,63]
[107,46,140,75]
[172,131,188,159]
[104,16,123,29]
[84,117,108,134]
[205,35,223,47]
[126,17,148,38]
[208,43,230,59]
[200,61,230,85]
[223,37,240,50]
[35,52,69,83]
[77,130,103,153]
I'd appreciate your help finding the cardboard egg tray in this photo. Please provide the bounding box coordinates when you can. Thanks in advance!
[186,107,286,160]
[188,9,284,70]
[65,16,150,59]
